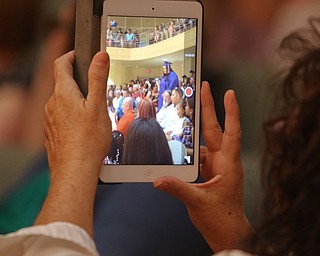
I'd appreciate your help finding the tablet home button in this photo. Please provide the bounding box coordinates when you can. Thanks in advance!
[145,169,152,179]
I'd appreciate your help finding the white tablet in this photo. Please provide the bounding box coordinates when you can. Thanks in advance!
[99,0,203,182]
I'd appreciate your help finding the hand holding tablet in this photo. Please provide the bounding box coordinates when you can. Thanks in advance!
[76,0,203,182]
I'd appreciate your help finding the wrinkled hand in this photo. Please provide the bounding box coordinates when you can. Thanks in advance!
[153,81,252,252]
[44,51,112,179]
[36,51,112,236]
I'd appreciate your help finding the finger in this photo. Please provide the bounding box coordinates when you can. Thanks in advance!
[153,176,203,208]
[199,146,208,164]
[222,90,241,160]
[53,51,77,91]
[87,51,110,106]
[201,81,223,152]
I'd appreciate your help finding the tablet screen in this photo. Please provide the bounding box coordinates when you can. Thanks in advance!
[103,15,198,166]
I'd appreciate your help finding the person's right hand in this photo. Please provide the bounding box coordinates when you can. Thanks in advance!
[154,81,252,252]
[35,51,111,237]
[44,51,112,178]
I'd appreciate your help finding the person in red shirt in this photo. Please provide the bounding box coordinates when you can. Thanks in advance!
[116,97,135,136]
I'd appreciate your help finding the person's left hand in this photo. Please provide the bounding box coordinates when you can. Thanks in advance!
[153,82,252,252]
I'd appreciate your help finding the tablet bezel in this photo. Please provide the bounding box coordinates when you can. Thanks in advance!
[99,0,203,183]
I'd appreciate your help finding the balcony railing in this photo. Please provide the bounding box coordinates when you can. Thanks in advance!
[106,19,197,48]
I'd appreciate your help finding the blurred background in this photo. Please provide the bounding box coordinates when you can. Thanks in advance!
[0,0,75,232]
[200,0,320,225]
[1,0,319,255]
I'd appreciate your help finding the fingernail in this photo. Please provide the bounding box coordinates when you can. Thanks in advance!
[95,52,109,65]
[153,180,168,191]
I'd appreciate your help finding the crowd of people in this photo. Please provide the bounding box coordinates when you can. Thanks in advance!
[104,67,196,165]
[106,18,197,48]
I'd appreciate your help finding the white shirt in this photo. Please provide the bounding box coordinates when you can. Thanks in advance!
[112,96,122,110]
[158,104,179,133]
[0,222,99,256]
[156,103,173,124]
[170,116,186,137]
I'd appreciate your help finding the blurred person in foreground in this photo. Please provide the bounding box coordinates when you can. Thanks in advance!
[0,17,319,255]
[0,0,75,233]
[1,11,319,256]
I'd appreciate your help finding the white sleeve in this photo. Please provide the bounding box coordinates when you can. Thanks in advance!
[0,222,99,256]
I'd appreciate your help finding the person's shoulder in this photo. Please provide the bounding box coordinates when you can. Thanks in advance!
[167,104,175,111]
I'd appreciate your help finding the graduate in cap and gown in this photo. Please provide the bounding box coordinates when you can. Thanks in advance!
[158,61,179,111]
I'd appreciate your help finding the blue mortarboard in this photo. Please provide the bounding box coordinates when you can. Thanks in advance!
[163,61,172,68]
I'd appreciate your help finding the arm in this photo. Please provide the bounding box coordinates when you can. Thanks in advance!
[154,81,253,252]
[168,72,179,90]
[34,51,112,238]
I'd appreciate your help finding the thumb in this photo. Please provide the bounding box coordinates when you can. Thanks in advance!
[153,176,201,208]
[87,51,110,106]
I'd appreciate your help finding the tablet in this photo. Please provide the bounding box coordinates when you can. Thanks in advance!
[99,0,203,182]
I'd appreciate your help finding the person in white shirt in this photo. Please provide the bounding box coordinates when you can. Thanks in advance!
[166,100,186,140]
[157,90,172,125]
[161,87,184,134]
[112,89,122,111]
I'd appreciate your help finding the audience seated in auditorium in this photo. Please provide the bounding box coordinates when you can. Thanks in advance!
[161,87,183,134]
[116,97,135,137]
[137,99,156,119]
[166,100,187,140]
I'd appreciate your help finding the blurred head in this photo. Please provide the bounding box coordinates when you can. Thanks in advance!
[115,90,121,98]
[123,118,173,165]
[0,0,75,149]
[138,99,156,119]
[151,81,158,92]
[171,87,183,106]
[252,17,320,256]
[122,97,133,114]
[108,89,114,98]
[133,84,139,92]
[176,101,186,118]
[185,95,195,120]
[162,61,172,75]
[162,90,172,107]
[0,0,40,58]
[122,88,129,98]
